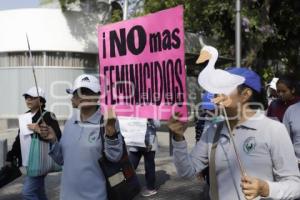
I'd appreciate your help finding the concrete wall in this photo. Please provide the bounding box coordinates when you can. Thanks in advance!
[0,67,97,121]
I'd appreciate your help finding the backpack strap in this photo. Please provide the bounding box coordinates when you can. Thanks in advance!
[99,116,105,151]
[209,122,224,200]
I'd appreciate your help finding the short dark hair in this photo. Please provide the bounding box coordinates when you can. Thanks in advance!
[40,97,46,110]
[238,84,267,110]
[74,88,100,96]
[277,74,299,95]
[24,95,47,110]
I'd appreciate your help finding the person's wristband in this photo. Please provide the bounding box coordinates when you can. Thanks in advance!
[173,135,185,141]
[105,131,119,140]
[170,129,185,141]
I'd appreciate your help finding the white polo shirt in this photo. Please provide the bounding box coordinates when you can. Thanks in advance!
[173,111,300,200]
[283,102,300,162]
[49,109,123,200]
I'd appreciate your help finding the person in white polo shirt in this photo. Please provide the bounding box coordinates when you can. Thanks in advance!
[283,101,300,170]
[36,74,123,200]
[169,67,300,200]
[6,86,61,200]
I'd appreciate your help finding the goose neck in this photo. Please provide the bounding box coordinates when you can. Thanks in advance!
[207,55,217,68]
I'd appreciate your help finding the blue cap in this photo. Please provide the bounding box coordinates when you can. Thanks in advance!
[226,67,261,92]
[201,92,215,110]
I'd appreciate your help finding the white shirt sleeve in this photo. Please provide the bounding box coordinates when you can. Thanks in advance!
[266,123,300,199]
[172,126,211,178]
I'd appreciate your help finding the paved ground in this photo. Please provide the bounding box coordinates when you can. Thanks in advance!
[0,126,210,200]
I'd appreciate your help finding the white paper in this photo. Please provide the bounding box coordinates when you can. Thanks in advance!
[18,113,33,166]
[118,117,147,147]
[18,113,34,136]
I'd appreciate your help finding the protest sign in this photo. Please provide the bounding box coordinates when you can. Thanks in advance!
[98,6,187,120]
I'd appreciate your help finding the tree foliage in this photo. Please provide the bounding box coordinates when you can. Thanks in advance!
[58,0,300,80]
[142,0,300,79]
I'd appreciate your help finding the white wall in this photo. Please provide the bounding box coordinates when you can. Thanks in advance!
[0,8,109,53]
[0,67,97,119]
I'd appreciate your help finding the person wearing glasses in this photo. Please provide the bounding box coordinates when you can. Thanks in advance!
[169,68,300,200]
[6,86,61,200]
[36,74,123,200]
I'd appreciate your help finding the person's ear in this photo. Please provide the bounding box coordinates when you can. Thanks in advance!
[241,88,253,103]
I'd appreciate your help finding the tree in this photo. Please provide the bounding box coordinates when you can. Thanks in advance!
[259,0,300,77]
[40,0,55,5]
[58,0,300,80]
[142,0,300,80]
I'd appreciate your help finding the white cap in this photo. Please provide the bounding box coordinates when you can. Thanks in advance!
[66,74,100,94]
[267,77,279,90]
[23,86,46,99]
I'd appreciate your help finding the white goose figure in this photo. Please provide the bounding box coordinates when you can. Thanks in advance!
[197,46,248,176]
[196,46,245,95]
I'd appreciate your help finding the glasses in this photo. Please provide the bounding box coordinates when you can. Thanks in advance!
[24,95,39,100]
[73,88,99,97]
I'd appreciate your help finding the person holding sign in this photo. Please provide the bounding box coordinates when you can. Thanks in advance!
[169,63,300,199]
[36,74,123,200]
[119,117,160,197]
[6,86,61,200]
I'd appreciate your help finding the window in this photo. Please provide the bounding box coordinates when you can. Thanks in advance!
[0,51,98,68]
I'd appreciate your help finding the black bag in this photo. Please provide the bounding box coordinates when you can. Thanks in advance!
[0,160,22,188]
[98,118,141,200]
[144,119,157,152]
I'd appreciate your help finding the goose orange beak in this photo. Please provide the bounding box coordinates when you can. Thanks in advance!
[196,50,211,64]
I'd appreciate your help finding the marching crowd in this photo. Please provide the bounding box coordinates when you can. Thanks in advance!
[3,66,300,200]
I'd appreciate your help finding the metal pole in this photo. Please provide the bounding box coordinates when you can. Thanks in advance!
[0,139,7,169]
[123,0,129,20]
[169,131,173,156]
[235,0,241,67]
[221,107,246,176]
[26,34,44,122]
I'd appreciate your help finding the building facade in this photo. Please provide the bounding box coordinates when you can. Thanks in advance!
[0,8,110,129]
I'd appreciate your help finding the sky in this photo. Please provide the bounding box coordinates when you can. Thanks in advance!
[0,0,40,10]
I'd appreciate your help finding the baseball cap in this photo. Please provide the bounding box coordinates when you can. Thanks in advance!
[201,92,215,110]
[267,77,279,90]
[226,67,262,92]
[66,74,100,94]
[23,86,46,99]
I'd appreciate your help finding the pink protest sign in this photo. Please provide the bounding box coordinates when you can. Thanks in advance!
[98,6,187,121]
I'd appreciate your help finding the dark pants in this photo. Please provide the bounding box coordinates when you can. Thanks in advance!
[129,150,156,190]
